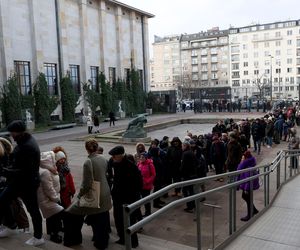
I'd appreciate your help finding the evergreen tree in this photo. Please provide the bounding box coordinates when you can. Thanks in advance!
[0,76,22,125]
[130,69,145,114]
[83,82,101,115]
[60,75,76,122]
[33,73,57,125]
[100,72,113,116]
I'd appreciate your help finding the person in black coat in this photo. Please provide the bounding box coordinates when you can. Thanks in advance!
[108,111,115,127]
[251,118,264,154]
[107,146,142,248]
[166,137,182,196]
[180,141,198,213]
[0,120,44,246]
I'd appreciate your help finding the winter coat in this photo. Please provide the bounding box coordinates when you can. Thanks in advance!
[37,166,63,219]
[266,122,274,137]
[67,153,112,215]
[166,145,182,176]
[108,155,143,204]
[226,140,243,172]
[237,156,260,191]
[180,149,198,180]
[251,122,264,140]
[57,162,76,209]
[211,140,226,164]
[138,159,156,190]
[9,133,40,189]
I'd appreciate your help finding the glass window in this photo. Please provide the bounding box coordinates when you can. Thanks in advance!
[287,30,293,36]
[14,61,32,95]
[44,63,58,95]
[297,39,300,47]
[232,63,239,70]
[69,65,81,94]
[276,41,281,46]
[108,67,116,86]
[90,66,99,91]
[264,42,269,47]
[287,40,292,45]
[287,58,293,64]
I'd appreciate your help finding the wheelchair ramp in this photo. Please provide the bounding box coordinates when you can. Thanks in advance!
[224,174,300,250]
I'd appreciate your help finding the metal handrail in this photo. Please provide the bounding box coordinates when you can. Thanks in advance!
[123,149,300,250]
[126,164,267,212]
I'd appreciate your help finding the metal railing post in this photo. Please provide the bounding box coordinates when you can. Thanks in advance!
[290,152,293,178]
[284,153,287,182]
[267,165,270,205]
[264,166,267,207]
[123,205,132,250]
[229,187,233,235]
[195,199,202,250]
[233,186,236,232]
[276,157,281,190]
[203,203,221,249]
[249,170,253,218]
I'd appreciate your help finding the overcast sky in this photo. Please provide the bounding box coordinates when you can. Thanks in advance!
[121,0,300,57]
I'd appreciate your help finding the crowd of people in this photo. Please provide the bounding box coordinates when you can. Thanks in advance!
[0,103,298,249]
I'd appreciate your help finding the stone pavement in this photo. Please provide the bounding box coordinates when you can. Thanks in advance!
[4,111,284,250]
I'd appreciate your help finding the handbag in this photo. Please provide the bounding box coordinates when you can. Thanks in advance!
[79,159,101,208]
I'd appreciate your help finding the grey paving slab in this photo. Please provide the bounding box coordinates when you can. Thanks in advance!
[225,175,300,249]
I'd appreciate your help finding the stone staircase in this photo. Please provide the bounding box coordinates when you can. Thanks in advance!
[0,231,196,250]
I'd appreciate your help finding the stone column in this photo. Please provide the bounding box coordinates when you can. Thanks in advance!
[98,0,106,73]
[29,0,45,81]
[129,11,137,67]
[142,16,150,92]
[56,0,69,75]
[115,6,123,78]
[0,1,13,83]
[79,0,88,84]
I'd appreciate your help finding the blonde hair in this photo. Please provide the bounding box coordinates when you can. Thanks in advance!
[0,138,13,157]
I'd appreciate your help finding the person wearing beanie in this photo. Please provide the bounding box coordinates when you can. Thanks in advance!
[0,120,44,246]
[107,146,142,248]
[237,151,259,221]
[53,149,75,209]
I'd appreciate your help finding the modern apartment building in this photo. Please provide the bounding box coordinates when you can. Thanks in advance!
[0,0,154,117]
[152,19,300,101]
[229,20,300,100]
[180,28,229,98]
[150,35,181,92]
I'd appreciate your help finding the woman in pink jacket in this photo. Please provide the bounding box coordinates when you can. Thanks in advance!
[137,152,156,216]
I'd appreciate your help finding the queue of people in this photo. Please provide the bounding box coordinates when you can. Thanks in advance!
[0,103,298,249]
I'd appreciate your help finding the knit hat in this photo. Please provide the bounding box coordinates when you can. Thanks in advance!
[7,120,26,133]
[55,151,66,162]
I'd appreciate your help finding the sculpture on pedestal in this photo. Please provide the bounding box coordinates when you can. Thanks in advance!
[123,114,147,138]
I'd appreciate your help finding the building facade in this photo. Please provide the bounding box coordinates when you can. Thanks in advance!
[152,19,300,101]
[0,0,153,117]
[229,20,300,100]
[180,29,229,99]
[150,35,181,92]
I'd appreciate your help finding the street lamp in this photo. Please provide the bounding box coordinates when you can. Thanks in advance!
[269,55,274,101]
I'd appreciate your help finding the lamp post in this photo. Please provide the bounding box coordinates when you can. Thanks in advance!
[269,55,273,101]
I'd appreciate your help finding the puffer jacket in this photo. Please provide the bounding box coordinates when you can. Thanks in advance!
[138,159,156,190]
[37,165,63,219]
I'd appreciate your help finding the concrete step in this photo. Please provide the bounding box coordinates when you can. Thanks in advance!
[0,232,71,250]
[0,230,196,250]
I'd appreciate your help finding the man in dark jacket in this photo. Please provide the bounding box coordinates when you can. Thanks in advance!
[251,118,264,154]
[266,118,274,148]
[166,137,182,196]
[180,141,198,213]
[0,120,44,246]
[107,146,142,248]
[226,132,243,172]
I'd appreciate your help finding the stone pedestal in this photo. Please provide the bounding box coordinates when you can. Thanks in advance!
[117,111,126,119]
[26,121,35,131]
[146,108,153,115]
[120,137,151,143]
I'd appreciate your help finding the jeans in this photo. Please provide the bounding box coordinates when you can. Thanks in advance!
[182,185,195,210]
[267,136,273,147]
[253,139,261,153]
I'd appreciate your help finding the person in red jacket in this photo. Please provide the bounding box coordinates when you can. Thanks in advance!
[137,152,156,216]
[54,151,76,209]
